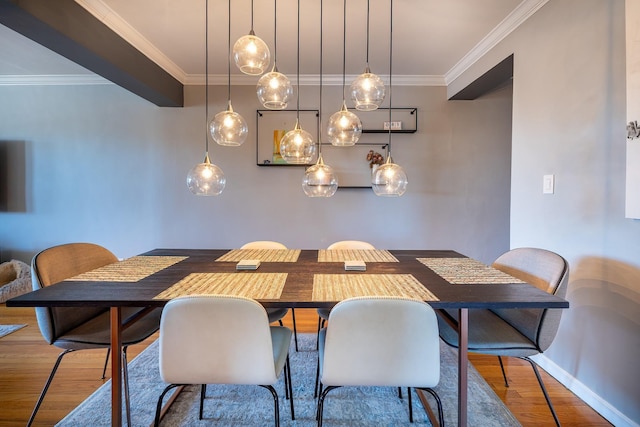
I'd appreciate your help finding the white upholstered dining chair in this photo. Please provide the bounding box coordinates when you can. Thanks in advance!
[153,295,294,426]
[29,242,162,427]
[317,296,444,427]
[241,240,299,351]
[437,247,569,427]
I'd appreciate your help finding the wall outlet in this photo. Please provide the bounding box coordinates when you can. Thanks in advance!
[543,174,554,194]
[383,121,402,130]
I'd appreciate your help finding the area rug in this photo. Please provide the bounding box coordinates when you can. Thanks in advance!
[0,324,26,339]
[58,334,520,426]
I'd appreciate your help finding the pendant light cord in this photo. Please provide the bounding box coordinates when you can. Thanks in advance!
[205,0,209,154]
[318,0,323,157]
[341,0,347,100]
[227,0,232,102]
[251,0,255,32]
[273,0,277,64]
[296,0,300,121]
[365,0,370,66]
[388,0,393,156]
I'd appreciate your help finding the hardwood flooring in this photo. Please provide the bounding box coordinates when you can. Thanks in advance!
[0,305,611,426]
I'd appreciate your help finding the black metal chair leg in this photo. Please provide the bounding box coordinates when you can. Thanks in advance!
[408,386,413,422]
[27,349,75,427]
[316,316,322,350]
[259,385,280,427]
[286,355,295,420]
[398,386,403,398]
[313,355,320,398]
[291,308,299,351]
[417,387,444,427]
[154,383,181,427]
[199,384,206,419]
[497,355,509,387]
[102,348,110,379]
[317,385,339,427]
[521,356,561,427]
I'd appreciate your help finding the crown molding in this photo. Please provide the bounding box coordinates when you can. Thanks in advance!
[444,0,549,85]
[0,74,111,85]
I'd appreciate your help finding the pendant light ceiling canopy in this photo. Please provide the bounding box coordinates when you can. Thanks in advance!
[187,0,225,196]
[233,0,270,75]
[372,0,407,197]
[303,0,337,198]
[211,0,248,147]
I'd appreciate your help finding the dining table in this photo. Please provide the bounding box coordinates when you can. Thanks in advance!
[7,248,569,427]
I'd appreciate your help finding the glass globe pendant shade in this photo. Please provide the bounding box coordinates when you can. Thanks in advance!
[257,66,293,109]
[302,154,338,197]
[280,120,316,164]
[233,31,270,76]
[186,153,226,196]
[209,101,248,147]
[371,155,408,196]
[350,67,385,111]
[327,101,363,146]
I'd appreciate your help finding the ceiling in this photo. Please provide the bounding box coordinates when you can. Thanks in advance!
[0,0,541,105]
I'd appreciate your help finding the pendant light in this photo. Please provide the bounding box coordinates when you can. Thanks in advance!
[303,0,338,197]
[233,0,270,75]
[350,0,385,111]
[372,0,408,197]
[327,0,362,147]
[187,0,226,196]
[279,0,315,164]
[256,0,293,109]
[210,0,248,147]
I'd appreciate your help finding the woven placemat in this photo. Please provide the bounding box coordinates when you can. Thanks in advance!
[317,250,399,263]
[215,249,301,263]
[67,256,187,282]
[312,274,438,301]
[417,258,526,284]
[154,272,287,300]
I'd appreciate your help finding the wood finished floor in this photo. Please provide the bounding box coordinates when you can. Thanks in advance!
[0,305,611,426]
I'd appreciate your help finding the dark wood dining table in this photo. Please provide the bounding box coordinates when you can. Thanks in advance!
[7,248,569,427]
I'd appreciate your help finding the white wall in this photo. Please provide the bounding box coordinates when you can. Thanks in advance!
[0,81,512,265]
[451,0,639,425]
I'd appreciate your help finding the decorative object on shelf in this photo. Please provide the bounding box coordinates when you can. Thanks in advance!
[280,0,315,164]
[327,0,362,147]
[627,120,640,140]
[367,150,385,168]
[210,0,248,147]
[233,0,270,75]
[372,0,408,197]
[303,0,338,198]
[256,0,292,109]
[187,0,225,196]
[350,0,385,111]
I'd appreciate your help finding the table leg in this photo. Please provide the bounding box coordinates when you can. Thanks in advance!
[110,307,123,427]
[458,308,468,427]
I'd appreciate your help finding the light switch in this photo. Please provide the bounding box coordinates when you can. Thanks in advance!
[543,174,554,194]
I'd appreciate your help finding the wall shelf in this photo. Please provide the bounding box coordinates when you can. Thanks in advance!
[355,107,417,133]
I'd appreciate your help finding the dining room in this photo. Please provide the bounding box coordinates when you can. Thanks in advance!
[0,0,638,426]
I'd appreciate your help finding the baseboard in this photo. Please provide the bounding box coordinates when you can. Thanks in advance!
[533,354,639,427]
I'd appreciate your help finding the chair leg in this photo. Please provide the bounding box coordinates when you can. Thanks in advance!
[317,385,339,427]
[154,383,181,427]
[122,347,132,427]
[316,316,322,350]
[291,308,299,351]
[313,355,320,398]
[285,355,295,420]
[259,385,280,427]
[521,356,561,427]
[497,355,509,387]
[417,387,444,427]
[199,384,206,419]
[398,386,403,398]
[408,387,413,422]
[27,349,75,427]
[102,348,110,379]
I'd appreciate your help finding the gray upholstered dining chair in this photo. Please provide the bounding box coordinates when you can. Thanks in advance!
[241,240,299,351]
[437,247,569,427]
[153,294,294,426]
[317,296,444,427]
[29,242,162,427]
[316,240,376,345]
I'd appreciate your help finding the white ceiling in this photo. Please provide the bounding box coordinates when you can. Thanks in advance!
[0,0,544,86]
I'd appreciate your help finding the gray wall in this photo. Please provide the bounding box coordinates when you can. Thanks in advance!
[450,0,639,425]
[0,82,512,263]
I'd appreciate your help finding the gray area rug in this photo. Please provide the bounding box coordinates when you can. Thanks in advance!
[58,334,520,426]
[0,324,26,339]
